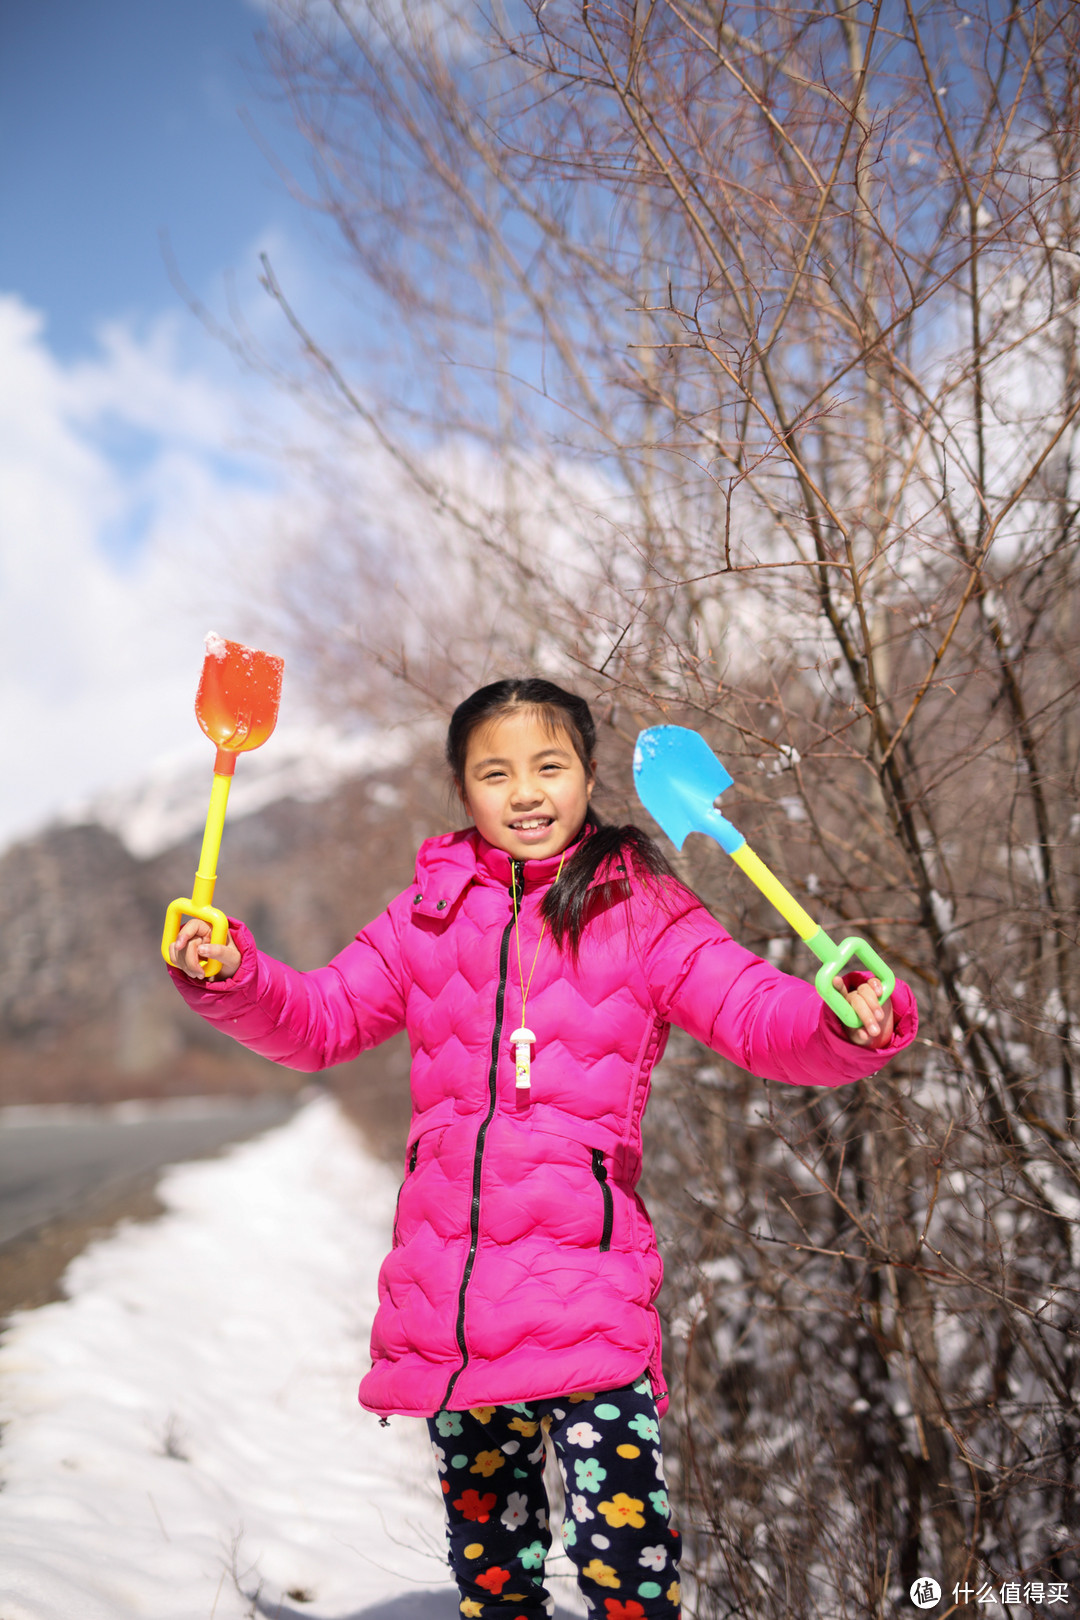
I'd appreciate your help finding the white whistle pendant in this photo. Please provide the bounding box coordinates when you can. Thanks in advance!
[510,1026,535,1090]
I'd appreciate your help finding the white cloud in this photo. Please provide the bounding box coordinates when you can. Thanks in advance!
[0,292,305,852]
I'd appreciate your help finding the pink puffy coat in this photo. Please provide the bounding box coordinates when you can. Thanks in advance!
[171,828,917,1418]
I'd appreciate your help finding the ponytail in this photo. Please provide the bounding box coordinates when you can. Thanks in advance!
[541,810,675,955]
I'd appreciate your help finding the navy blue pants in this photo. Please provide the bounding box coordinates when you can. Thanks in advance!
[427,1376,681,1618]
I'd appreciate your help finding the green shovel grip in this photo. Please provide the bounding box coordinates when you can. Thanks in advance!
[804,926,895,1029]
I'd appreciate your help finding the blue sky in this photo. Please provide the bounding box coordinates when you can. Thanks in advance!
[0,0,309,356]
[0,0,355,849]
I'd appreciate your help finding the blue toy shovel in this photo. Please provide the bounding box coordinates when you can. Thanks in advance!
[633,726,894,1030]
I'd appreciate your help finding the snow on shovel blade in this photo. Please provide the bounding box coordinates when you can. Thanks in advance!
[633,726,741,852]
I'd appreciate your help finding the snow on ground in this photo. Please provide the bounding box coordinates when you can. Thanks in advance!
[0,1096,587,1619]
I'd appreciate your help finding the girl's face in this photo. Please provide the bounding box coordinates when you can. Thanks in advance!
[460,708,595,861]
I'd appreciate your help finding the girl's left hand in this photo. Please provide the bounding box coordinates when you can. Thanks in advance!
[833,975,894,1048]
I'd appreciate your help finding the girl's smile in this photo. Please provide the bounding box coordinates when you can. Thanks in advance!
[462,709,595,861]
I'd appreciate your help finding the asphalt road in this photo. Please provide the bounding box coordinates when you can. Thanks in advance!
[0,1095,297,1249]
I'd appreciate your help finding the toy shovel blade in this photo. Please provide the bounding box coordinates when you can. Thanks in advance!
[633,727,743,854]
[197,632,284,764]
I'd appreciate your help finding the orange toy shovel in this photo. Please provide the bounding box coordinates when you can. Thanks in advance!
[160,633,284,977]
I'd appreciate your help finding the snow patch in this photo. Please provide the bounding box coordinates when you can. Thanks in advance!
[0,1094,589,1619]
[0,1097,450,1618]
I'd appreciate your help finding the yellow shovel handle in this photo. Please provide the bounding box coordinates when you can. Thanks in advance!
[729,843,819,941]
[160,772,234,977]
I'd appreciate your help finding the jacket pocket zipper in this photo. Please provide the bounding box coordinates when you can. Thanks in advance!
[392,1139,420,1248]
[591,1148,613,1252]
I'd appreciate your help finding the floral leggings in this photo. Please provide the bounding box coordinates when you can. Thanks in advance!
[427,1376,681,1619]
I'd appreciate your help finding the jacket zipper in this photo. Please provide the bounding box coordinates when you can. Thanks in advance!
[392,1138,420,1248]
[591,1148,614,1252]
[440,860,520,1410]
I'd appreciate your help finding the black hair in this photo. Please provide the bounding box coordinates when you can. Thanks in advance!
[446,677,676,953]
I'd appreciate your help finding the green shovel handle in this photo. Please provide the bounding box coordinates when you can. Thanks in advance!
[804,926,896,1029]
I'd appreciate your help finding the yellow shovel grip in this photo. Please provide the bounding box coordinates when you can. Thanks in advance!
[730,843,819,942]
[160,899,230,977]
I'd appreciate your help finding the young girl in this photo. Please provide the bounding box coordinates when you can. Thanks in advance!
[168,678,917,1620]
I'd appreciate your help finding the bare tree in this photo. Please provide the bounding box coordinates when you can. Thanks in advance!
[252,1,1080,1611]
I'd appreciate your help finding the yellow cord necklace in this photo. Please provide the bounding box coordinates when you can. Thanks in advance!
[509,847,567,1092]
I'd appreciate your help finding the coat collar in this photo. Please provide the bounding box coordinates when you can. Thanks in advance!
[410,825,610,919]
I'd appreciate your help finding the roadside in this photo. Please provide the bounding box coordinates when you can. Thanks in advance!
[0,1094,296,1317]
[0,1096,587,1620]
[0,1172,164,1317]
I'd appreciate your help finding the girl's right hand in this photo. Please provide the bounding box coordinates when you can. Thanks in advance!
[168,918,242,981]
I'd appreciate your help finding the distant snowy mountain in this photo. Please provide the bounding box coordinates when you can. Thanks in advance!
[60,722,427,859]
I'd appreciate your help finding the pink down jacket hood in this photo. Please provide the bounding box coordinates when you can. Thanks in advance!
[171,828,917,1419]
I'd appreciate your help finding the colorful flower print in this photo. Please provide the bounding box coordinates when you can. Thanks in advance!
[582,1559,620,1589]
[536,1506,548,1530]
[527,1439,547,1465]
[627,1413,660,1444]
[604,1603,647,1620]
[597,1493,646,1529]
[469,1405,496,1424]
[500,1491,529,1530]
[475,1565,511,1593]
[574,1457,607,1494]
[648,1488,670,1517]
[460,1603,483,1617]
[470,1449,505,1477]
[506,1402,533,1415]
[639,1544,667,1571]
[452,1489,498,1522]
[435,1410,463,1437]
[651,1447,665,1482]
[519,1540,547,1570]
[463,1542,484,1560]
[502,1440,520,1455]
[508,1416,540,1437]
[566,1420,603,1449]
[569,1390,597,1402]
[666,1581,681,1604]
[562,1519,578,1547]
[571,1493,595,1523]
[431,1443,447,1472]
